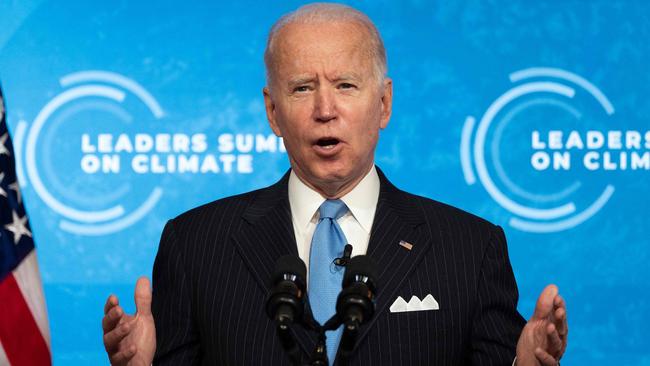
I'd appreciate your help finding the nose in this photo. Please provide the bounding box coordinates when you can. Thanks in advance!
[313,87,337,123]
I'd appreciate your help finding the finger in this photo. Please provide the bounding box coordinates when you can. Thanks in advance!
[103,318,134,353]
[102,304,124,333]
[104,294,119,315]
[554,306,568,337]
[135,276,153,316]
[554,294,566,310]
[553,296,568,336]
[553,307,568,357]
[109,343,137,365]
[535,347,559,366]
[532,284,559,320]
[546,323,563,357]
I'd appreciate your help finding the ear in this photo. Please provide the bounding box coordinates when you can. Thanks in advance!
[263,86,282,137]
[379,77,393,130]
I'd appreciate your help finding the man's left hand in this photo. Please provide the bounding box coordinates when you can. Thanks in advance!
[516,284,568,366]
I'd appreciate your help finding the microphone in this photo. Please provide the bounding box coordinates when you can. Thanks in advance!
[335,255,377,363]
[333,244,353,267]
[266,255,307,365]
[266,255,307,323]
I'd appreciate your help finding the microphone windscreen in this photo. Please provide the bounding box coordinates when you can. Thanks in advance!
[342,255,378,288]
[271,255,307,286]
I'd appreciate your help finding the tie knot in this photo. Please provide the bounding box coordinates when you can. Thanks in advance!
[318,199,348,220]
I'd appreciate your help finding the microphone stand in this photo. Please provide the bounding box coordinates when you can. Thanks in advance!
[274,308,331,366]
[274,318,359,366]
[275,316,302,366]
[308,326,329,366]
[320,313,358,366]
[338,319,360,365]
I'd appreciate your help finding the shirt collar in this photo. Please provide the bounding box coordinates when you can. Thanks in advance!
[288,165,380,234]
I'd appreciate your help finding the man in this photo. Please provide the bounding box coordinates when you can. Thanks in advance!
[102,3,568,365]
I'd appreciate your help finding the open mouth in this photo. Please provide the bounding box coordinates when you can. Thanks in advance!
[315,137,340,149]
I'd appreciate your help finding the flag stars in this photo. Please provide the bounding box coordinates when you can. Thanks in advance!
[5,210,32,245]
[8,181,21,203]
[0,172,6,197]
[0,133,10,156]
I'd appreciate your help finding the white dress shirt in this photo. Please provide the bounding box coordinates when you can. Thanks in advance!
[288,165,380,275]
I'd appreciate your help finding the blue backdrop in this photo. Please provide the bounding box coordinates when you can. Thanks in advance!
[1,0,649,364]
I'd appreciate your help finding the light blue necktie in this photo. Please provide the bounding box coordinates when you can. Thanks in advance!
[309,199,348,365]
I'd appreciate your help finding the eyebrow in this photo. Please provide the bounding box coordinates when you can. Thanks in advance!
[287,73,363,88]
[332,73,363,82]
[287,75,317,88]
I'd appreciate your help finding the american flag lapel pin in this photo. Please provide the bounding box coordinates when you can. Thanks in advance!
[399,240,413,251]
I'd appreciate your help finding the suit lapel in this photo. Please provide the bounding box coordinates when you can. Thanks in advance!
[353,168,433,348]
[231,171,319,354]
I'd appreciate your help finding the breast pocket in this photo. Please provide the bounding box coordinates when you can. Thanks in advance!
[384,308,457,364]
[389,307,450,342]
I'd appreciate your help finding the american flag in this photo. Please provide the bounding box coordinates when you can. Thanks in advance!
[0,85,51,365]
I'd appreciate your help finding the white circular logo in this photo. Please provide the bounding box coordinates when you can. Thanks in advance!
[461,67,626,233]
[15,71,164,236]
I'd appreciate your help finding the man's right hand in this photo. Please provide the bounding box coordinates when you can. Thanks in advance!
[102,277,156,366]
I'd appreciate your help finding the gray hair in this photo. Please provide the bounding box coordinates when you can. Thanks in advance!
[264,3,387,87]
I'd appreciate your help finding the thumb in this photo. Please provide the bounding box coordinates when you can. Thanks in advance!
[532,284,558,320]
[134,276,153,316]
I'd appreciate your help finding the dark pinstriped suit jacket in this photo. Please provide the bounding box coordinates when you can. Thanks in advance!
[151,168,526,365]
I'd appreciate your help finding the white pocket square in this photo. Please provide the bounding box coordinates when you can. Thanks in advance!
[389,294,439,313]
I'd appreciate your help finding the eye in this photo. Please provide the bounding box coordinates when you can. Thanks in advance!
[338,82,356,90]
[293,85,310,93]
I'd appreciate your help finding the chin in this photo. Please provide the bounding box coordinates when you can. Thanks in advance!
[314,161,350,177]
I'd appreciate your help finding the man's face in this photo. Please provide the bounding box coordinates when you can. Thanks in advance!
[264,21,392,197]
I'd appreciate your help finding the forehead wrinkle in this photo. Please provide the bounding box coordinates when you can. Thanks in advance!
[270,22,375,90]
[292,48,368,78]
